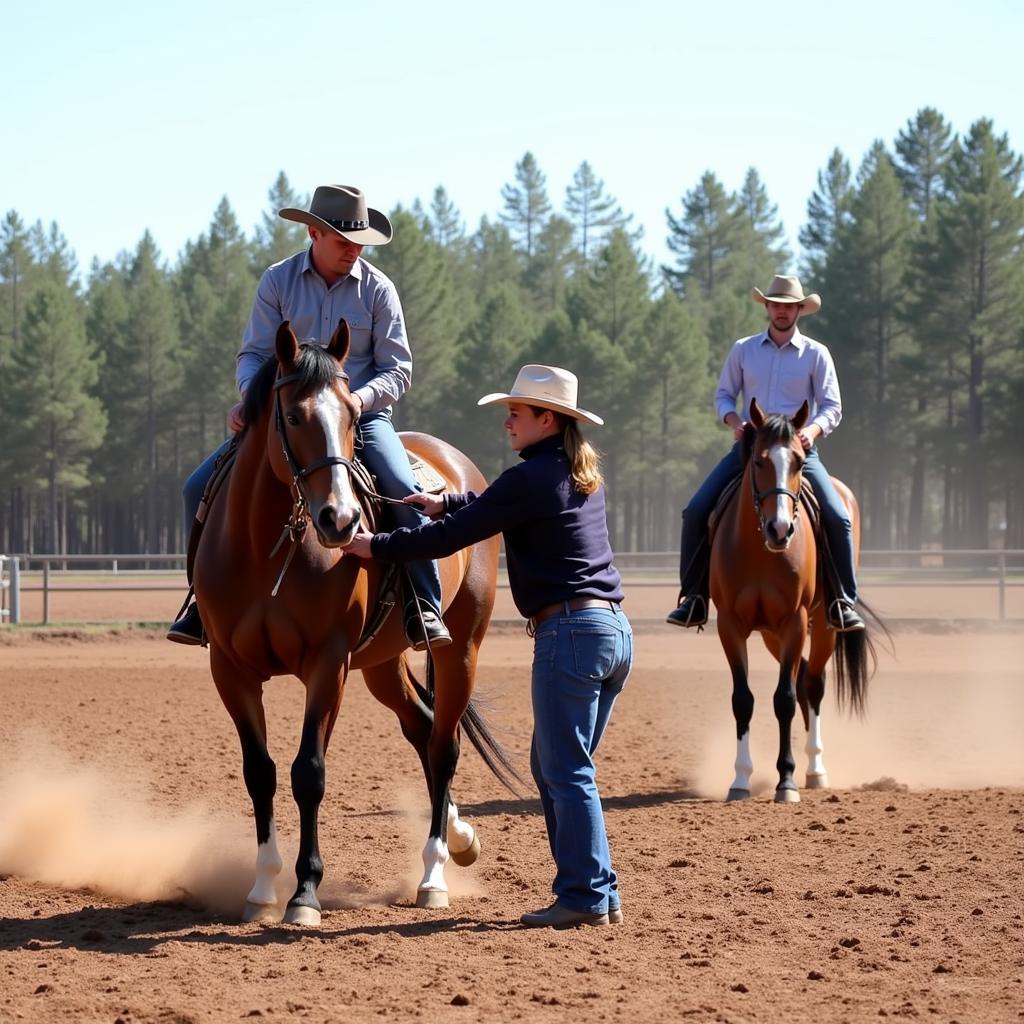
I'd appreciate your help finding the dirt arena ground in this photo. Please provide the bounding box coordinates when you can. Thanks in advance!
[1,589,1022,1023]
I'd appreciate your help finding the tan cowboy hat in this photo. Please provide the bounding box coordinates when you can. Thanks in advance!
[752,274,821,315]
[478,364,604,426]
[279,185,393,246]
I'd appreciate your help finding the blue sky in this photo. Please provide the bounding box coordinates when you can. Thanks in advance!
[5,0,1022,278]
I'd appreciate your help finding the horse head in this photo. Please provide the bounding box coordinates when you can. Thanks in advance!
[744,398,809,551]
[268,319,364,548]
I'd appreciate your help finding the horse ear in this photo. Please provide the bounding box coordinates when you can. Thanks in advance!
[327,318,351,364]
[740,422,757,465]
[792,400,810,430]
[275,321,299,370]
[749,398,765,428]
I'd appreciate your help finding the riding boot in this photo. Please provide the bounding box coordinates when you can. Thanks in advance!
[167,601,206,646]
[666,592,709,629]
[667,532,710,628]
[820,548,865,632]
[404,598,452,652]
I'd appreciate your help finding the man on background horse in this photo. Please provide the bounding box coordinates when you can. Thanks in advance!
[167,184,451,650]
[666,274,865,633]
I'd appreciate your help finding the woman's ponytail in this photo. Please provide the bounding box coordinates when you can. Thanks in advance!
[560,418,603,495]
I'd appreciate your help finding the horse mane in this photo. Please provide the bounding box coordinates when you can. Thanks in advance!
[242,344,347,431]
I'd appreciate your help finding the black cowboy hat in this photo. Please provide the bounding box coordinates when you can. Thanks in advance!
[279,185,393,246]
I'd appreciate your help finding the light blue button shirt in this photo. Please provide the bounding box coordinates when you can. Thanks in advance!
[236,248,411,414]
[713,328,842,437]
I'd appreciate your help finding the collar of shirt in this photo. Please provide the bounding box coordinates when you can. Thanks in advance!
[299,247,364,285]
[758,326,806,352]
[519,434,566,461]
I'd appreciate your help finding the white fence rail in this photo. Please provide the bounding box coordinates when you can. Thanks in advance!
[1,550,1023,625]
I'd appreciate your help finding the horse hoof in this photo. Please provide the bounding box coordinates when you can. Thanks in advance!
[416,887,449,910]
[805,773,829,790]
[450,833,481,867]
[726,788,751,802]
[283,903,322,927]
[242,901,281,924]
[774,787,801,804]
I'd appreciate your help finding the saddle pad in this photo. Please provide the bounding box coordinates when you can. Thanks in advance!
[409,453,447,494]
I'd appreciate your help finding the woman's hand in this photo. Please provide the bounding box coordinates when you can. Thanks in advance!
[403,492,445,518]
[345,524,375,559]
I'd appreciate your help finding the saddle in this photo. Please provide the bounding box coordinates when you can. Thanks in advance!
[184,436,446,653]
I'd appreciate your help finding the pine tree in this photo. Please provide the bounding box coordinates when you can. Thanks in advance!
[821,142,915,546]
[178,199,256,469]
[251,171,309,271]
[8,282,106,552]
[470,216,523,297]
[451,284,534,477]
[629,293,714,548]
[731,167,791,289]
[568,228,652,349]
[427,186,465,250]
[799,149,854,280]
[895,107,954,222]
[500,152,551,259]
[564,161,633,263]
[664,171,741,299]
[369,207,461,435]
[523,214,575,315]
[910,120,1024,547]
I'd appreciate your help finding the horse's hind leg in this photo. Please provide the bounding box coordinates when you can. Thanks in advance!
[362,656,480,873]
[804,619,835,789]
[210,645,282,922]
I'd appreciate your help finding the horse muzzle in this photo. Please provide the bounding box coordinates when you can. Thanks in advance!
[313,503,361,548]
[762,519,795,551]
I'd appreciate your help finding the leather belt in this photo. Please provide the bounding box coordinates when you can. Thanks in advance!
[527,597,618,635]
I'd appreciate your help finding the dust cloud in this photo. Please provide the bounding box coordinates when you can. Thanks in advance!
[0,732,255,915]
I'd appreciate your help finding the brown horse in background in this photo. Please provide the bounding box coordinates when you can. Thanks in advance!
[710,399,875,803]
[194,319,515,924]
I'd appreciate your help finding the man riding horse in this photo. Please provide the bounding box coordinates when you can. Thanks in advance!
[168,185,451,650]
[666,274,865,633]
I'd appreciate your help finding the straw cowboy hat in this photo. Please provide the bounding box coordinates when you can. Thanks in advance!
[279,185,393,246]
[478,364,604,426]
[752,274,821,315]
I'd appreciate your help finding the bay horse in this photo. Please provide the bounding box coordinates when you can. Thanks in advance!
[710,398,876,803]
[193,319,516,925]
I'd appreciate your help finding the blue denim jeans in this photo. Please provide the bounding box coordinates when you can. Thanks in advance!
[678,442,858,603]
[181,411,442,612]
[529,605,633,914]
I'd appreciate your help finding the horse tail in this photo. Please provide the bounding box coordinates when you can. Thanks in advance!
[406,655,526,796]
[832,598,892,717]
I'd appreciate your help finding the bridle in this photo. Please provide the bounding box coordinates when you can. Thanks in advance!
[750,442,803,543]
[268,369,405,596]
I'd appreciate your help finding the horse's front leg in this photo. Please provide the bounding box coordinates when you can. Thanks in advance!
[286,655,347,926]
[773,616,808,803]
[209,645,282,922]
[719,618,754,801]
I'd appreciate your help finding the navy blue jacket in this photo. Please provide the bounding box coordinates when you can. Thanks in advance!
[370,435,624,618]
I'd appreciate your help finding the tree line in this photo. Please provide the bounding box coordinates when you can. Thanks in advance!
[1,107,1022,557]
